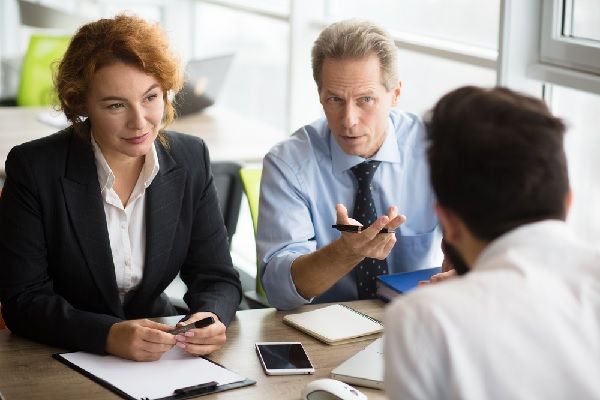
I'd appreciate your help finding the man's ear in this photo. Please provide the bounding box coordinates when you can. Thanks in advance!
[391,81,402,106]
[564,188,573,219]
[435,203,462,246]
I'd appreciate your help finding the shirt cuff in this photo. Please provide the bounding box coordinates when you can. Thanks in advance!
[262,252,313,310]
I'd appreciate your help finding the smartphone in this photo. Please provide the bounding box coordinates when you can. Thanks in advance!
[255,342,315,375]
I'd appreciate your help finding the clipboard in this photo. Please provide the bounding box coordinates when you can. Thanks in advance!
[53,349,255,400]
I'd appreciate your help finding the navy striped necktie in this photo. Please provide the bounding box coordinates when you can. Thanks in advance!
[350,160,389,299]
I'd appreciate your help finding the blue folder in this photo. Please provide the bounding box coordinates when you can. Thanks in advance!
[376,267,441,302]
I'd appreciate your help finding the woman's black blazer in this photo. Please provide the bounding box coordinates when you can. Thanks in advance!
[0,128,242,354]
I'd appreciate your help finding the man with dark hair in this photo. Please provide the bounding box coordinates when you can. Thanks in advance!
[384,86,600,399]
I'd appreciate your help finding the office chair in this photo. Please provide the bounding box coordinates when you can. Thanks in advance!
[211,162,243,248]
[167,161,254,313]
[17,34,71,106]
[0,34,70,106]
[239,166,270,308]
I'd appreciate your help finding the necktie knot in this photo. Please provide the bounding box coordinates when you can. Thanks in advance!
[351,160,381,187]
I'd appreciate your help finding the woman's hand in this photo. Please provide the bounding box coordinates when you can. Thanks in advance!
[106,319,176,361]
[173,312,226,356]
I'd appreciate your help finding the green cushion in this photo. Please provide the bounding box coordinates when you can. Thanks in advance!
[16,34,71,107]
[240,167,264,297]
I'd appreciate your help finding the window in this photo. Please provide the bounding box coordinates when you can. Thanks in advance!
[500,1,600,247]
[552,85,600,245]
[540,0,600,76]
[396,48,496,116]
[564,0,600,42]
[193,2,289,131]
[327,0,500,50]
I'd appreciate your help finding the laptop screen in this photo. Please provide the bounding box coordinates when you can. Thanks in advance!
[175,54,234,116]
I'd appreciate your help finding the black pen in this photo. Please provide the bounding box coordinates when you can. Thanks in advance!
[170,316,215,335]
[173,380,218,395]
[332,224,395,234]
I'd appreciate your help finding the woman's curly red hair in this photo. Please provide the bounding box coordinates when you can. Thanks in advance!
[55,14,183,146]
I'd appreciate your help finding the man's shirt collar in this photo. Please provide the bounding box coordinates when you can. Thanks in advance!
[331,115,401,174]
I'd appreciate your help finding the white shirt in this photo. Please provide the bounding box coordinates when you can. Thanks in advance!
[384,220,600,400]
[91,137,160,302]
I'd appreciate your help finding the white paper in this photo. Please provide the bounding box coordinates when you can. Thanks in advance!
[60,347,245,400]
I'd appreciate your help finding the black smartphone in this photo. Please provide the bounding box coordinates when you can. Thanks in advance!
[255,342,315,375]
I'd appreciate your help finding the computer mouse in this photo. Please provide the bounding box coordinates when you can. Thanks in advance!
[301,378,367,400]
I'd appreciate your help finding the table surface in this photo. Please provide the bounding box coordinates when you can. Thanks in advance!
[0,106,286,174]
[0,300,387,400]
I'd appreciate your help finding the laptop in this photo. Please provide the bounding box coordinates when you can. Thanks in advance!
[331,337,384,389]
[175,54,234,116]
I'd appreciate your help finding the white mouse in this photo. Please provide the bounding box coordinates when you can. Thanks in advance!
[301,378,367,400]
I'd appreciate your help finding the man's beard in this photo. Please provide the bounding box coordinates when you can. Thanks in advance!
[441,238,470,276]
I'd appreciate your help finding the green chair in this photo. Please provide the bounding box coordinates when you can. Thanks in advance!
[16,34,71,106]
[239,166,270,307]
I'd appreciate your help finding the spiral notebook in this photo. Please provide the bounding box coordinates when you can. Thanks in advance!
[283,304,383,345]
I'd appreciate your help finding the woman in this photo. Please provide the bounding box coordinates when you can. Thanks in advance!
[0,15,241,361]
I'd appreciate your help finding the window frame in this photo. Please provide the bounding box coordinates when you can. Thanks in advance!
[540,0,600,76]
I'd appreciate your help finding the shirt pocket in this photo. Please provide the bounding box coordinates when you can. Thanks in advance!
[393,227,437,270]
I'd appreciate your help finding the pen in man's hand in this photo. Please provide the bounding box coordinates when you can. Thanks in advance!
[170,316,215,335]
[332,224,395,234]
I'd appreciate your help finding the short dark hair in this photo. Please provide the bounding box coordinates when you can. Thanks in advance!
[426,86,569,241]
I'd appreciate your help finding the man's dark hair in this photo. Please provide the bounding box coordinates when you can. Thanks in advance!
[426,86,569,242]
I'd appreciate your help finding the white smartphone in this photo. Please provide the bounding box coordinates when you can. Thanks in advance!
[255,342,315,375]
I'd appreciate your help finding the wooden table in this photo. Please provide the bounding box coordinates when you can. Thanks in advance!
[0,300,387,400]
[0,106,285,175]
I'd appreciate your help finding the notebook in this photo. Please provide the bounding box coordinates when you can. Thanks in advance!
[376,267,441,302]
[175,53,234,116]
[331,337,384,389]
[283,304,383,345]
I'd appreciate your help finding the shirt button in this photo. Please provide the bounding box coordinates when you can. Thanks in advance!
[125,259,130,266]
[121,222,127,230]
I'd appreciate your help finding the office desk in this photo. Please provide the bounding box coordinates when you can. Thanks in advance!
[0,106,285,174]
[0,300,387,400]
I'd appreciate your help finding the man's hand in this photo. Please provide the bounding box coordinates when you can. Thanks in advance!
[290,203,406,300]
[430,269,457,282]
[172,312,226,356]
[335,204,406,261]
[106,319,176,361]
[418,269,457,287]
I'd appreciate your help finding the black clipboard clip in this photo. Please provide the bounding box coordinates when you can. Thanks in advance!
[173,380,218,396]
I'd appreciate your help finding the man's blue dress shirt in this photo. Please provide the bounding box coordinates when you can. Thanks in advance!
[257,110,442,310]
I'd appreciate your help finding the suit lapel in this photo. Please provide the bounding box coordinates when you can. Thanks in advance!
[126,143,186,311]
[61,133,125,318]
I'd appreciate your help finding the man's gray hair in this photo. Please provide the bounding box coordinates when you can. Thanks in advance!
[311,19,398,92]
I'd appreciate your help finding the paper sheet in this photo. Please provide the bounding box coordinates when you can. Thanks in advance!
[60,347,244,400]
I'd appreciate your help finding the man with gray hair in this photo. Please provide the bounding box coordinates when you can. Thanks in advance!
[257,20,443,310]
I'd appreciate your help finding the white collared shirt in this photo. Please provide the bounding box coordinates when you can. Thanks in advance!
[384,220,600,400]
[91,137,160,302]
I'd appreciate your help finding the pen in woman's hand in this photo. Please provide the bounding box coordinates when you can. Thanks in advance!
[170,316,215,335]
